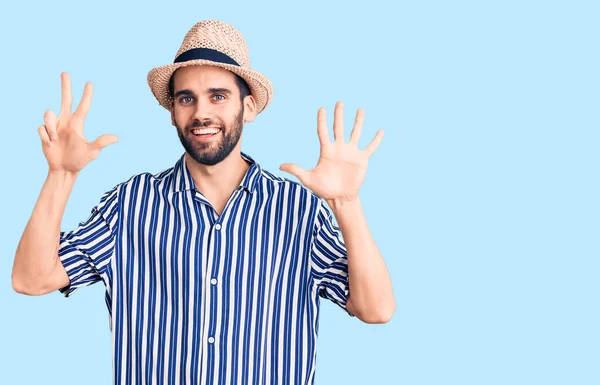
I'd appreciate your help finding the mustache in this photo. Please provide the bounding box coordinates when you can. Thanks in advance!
[187,119,223,130]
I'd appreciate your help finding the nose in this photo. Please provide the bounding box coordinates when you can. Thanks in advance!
[192,97,215,122]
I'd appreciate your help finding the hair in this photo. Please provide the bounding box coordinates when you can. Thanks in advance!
[168,68,251,103]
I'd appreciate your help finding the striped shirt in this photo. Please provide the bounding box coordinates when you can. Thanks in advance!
[58,151,354,385]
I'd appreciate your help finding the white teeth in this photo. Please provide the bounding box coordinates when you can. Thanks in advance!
[192,128,220,135]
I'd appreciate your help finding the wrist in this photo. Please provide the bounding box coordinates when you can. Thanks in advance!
[326,194,361,213]
[47,169,79,183]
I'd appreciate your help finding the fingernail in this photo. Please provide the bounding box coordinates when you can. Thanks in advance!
[50,133,56,141]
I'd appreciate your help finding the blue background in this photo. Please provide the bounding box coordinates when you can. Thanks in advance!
[1,1,598,384]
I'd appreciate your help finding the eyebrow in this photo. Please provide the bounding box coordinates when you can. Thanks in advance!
[173,88,233,98]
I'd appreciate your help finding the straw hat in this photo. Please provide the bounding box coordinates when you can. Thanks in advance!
[147,20,273,114]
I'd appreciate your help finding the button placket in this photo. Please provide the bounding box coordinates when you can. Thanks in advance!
[206,219,222,351]
[200,216,221,359]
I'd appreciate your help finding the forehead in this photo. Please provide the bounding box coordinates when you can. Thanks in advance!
[172,65,237,90]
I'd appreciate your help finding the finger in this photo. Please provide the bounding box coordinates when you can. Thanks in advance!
[74,81,93,119]
[60,72,73,116]
[364,129,384,157]
[349,108,364,146]
[38,125,52,147]
[88,134,119,160]
[91,134,119,150]
[279,163,311,185]
[333,101,344,142]
[43,110,59,141]
[317,107,330,147]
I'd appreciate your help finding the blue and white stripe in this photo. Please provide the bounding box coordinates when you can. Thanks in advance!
[58,151,353,385]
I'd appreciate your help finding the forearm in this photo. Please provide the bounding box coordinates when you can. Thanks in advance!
[12,170,78,291]
[327,195,395,322]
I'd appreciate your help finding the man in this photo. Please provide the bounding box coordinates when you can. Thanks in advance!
[12,20,395,385]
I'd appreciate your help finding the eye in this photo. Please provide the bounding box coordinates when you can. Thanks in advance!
[212,94,226,101]
[179,96,193,103]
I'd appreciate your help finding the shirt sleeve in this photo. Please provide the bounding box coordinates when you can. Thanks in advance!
[57,184,120,298]
[309,199,355,317]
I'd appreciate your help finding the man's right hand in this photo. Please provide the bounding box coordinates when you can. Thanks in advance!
[39,72,119,174]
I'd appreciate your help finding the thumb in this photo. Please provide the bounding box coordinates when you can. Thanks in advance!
[92,134,119,150]
[279,163,311,185]
[88,134,119,160]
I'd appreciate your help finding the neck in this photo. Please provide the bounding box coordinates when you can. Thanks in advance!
[185,146,250,197]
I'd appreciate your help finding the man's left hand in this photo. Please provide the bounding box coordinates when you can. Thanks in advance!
[280,101,384,202]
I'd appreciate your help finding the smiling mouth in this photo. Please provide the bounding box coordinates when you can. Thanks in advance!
[190,127,222,137]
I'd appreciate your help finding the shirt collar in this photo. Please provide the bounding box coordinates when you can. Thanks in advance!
[172,151,262,194]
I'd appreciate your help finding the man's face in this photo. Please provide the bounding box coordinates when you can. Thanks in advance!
[170,65,255,166]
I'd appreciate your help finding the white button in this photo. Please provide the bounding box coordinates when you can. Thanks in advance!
[210,278,218,285]
[208,337,215,344]
[215,224,221,230]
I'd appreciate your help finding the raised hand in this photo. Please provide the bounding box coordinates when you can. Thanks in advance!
[279,101,384,201]
[39,72,118,174]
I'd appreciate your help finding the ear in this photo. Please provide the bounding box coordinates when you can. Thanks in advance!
[170,100,175,126]
[243,95,258,123]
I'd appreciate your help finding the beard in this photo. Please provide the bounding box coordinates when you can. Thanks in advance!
[175,106,244,166]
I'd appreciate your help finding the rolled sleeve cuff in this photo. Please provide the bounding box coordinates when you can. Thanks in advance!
[57,239,102,298]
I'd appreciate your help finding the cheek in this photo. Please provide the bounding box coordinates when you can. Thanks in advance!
[172,109,188,125]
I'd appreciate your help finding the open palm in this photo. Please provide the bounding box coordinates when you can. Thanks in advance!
[280,101,384,201]
[39,72,118,174]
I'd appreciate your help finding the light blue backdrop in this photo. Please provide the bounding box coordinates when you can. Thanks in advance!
[1,1,598,384]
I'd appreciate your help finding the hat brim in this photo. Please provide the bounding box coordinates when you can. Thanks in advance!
[147,59,273,114]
